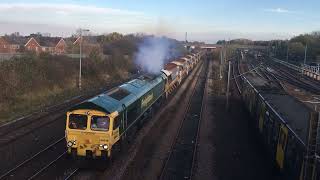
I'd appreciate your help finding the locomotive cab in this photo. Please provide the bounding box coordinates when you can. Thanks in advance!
[65,109,120,159]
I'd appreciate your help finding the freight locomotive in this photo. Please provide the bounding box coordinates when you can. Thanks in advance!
[65,52,204,159]
[238,54,320,180]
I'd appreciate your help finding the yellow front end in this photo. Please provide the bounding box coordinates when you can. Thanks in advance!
[65,109,119,159]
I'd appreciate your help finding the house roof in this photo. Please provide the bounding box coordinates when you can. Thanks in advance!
[55,39,66,47]
[25,37,41,47]
[2,35,28,45]
[36,37,61,47]
[64,37,77,46]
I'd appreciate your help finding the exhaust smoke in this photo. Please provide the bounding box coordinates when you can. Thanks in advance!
[134,36,172,74]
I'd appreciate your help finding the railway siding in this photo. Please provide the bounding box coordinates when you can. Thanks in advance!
[116,59,204,180]
[238,50,320,180]
[160,57,208,180]
[193,56,275,180]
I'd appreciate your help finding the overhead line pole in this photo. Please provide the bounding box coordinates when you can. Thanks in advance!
[220,47,223,79]
[304,44,308,65]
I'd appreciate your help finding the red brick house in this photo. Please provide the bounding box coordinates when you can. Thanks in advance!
[0,36,22,53]
[24,37,68,54]
[55,38,67,54]
[25,37,41,53]
[0,37,11,53]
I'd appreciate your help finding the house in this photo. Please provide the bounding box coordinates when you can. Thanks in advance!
[55,38,67,54]
[0,36,25,53]
[0,37,12,53]
[24,36,68,54]
[24,37,42,53]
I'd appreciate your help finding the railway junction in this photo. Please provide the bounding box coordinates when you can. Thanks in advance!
[0,48,319,180]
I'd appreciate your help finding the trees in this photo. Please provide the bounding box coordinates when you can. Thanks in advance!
[289,32,320,63]
[267,32,320,63]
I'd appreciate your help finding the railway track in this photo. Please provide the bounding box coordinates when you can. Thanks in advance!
[0,77,134,147]
[249,62,285,91]
[0,91,97,148]
[63,168,79,180]
[0,78,137,177]
[159,59,208,180]
[233,59,241,94]
[245,54,319,94]
[0,134,82,180]
[277,61,320,87]
[0,137,66,179]
[267,62,320,94]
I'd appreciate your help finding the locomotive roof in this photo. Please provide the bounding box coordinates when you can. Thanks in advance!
[70,75,164,114]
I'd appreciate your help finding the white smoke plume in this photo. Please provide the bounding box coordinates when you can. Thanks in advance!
[134,36,171,74]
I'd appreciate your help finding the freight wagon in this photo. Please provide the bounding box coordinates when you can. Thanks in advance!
[240,74,320,180]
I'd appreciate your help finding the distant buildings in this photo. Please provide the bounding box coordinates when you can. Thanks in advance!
[0,33,100,56]
[0,36,26,53]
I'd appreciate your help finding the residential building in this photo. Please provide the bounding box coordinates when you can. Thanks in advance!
[24,36,68,54]
[24,37,42,53]
[0,36,26,53]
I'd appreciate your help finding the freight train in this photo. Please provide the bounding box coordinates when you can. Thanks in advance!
[238,55,320,180]
[65,52,204,160]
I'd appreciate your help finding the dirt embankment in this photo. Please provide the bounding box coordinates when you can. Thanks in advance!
[0,53,133,123]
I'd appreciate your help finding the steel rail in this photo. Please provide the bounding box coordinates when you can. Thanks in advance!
[27,151,67,180]
[0,136,65,179]
[190,60,208,180]
[63,168,79,180]
[159,60,207,180]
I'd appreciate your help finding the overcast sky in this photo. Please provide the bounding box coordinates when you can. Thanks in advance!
[0,0,319,43]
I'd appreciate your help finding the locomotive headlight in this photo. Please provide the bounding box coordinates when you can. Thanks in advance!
[67,140,76,147]
[100,144,108,150]
[67,141,74,147]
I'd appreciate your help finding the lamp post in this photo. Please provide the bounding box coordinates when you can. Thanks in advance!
[78,28,89,90]
[286,40,289,62]
[226,60,231,110]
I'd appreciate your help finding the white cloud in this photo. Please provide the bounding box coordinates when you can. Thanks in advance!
[0,3,143,16]
[0,3,154,34]
[264,8,292,13]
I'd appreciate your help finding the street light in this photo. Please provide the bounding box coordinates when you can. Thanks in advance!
[78,28,89,90]
[226,59,231,110]
[304,44,308,65]
[286,40,289,62]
